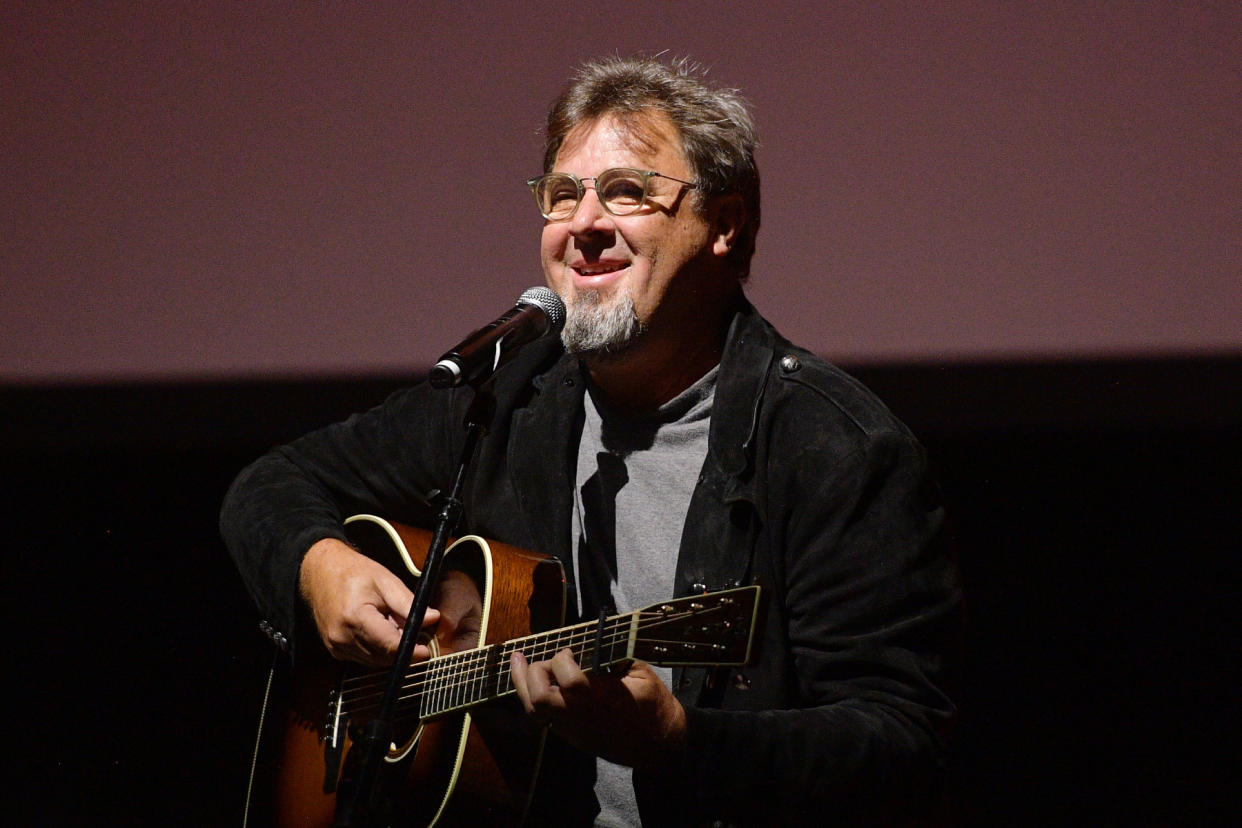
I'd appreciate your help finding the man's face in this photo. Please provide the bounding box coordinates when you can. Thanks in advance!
[540,114,724,359]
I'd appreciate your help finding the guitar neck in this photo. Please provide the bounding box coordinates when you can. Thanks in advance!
[337,611,638,723]
[336,585,759,725]
[417,612,638,719]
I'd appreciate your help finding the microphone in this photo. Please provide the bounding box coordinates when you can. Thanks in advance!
[429,287,566,389]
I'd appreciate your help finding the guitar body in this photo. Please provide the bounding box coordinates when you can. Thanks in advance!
[270,515,566,827]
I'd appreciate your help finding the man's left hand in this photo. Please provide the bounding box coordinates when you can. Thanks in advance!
[509,648,686,770]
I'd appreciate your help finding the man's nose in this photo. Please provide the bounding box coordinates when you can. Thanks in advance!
[569,186,614,236]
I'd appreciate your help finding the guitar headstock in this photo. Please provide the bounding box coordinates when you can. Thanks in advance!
[630,585,760,667]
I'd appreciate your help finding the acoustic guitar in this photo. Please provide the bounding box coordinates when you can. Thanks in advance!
[264,514,760,827]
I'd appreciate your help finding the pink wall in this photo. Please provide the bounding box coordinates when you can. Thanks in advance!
[3,1,1239,383]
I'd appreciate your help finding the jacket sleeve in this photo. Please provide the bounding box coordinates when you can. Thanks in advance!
[661,429,961,826]
[218,382,468,656]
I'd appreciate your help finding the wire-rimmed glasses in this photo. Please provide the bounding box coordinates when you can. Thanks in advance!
[526,167,698,221]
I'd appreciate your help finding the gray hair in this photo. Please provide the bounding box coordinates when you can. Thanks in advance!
[543,56,761,279]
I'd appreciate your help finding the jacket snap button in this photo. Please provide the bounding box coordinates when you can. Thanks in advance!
[779,354,801,373]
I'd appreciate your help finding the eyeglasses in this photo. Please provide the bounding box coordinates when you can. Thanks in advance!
[526,167,698,221]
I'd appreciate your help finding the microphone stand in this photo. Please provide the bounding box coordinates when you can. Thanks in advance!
[336,385,497,827]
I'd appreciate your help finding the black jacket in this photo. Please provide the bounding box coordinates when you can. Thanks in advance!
[221,299,961,826]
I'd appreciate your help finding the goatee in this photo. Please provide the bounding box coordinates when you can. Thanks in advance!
[560,288,644,358]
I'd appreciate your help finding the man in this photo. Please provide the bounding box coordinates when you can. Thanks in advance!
[222,56,960,826]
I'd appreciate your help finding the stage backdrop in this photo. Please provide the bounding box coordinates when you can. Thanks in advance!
[4,0,1240,384]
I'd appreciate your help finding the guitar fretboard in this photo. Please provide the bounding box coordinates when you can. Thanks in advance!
[332,586,757,728]
[414,612,639,718]
[338,611,639,723]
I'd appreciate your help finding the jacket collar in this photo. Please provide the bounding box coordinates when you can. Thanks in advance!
[511,343,586,572]
[710,298,775,482]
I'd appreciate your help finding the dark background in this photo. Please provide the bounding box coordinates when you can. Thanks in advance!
[5,358,1239,825]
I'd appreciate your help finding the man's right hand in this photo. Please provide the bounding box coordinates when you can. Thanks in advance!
[298,537,439,667]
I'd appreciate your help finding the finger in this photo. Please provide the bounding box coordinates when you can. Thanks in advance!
[366,604,448,662]
[510,651,534,712]
[410,606,442,662]
[352,605,403,665]
[370,571,417,629]
[526,656,563,700]
[548,648,590,699]
[513,652,566,722]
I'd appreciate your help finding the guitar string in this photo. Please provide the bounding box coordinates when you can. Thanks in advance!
[337,608,725,719]
[339,609,682,698]
[336,598,739,712]
[359,626,666,724]
[337,615,623,696]
[341,623,633,723]
[340,606,710,701]
[340,615,639,714]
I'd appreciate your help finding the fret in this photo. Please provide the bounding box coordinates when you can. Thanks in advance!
[461,649,474,708]
[498,643,514,698]
[450,650,464,712]
[420,653,435,718]
[483,643,503,700]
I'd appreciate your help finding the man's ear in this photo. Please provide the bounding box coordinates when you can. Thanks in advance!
[710,193,746,258]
